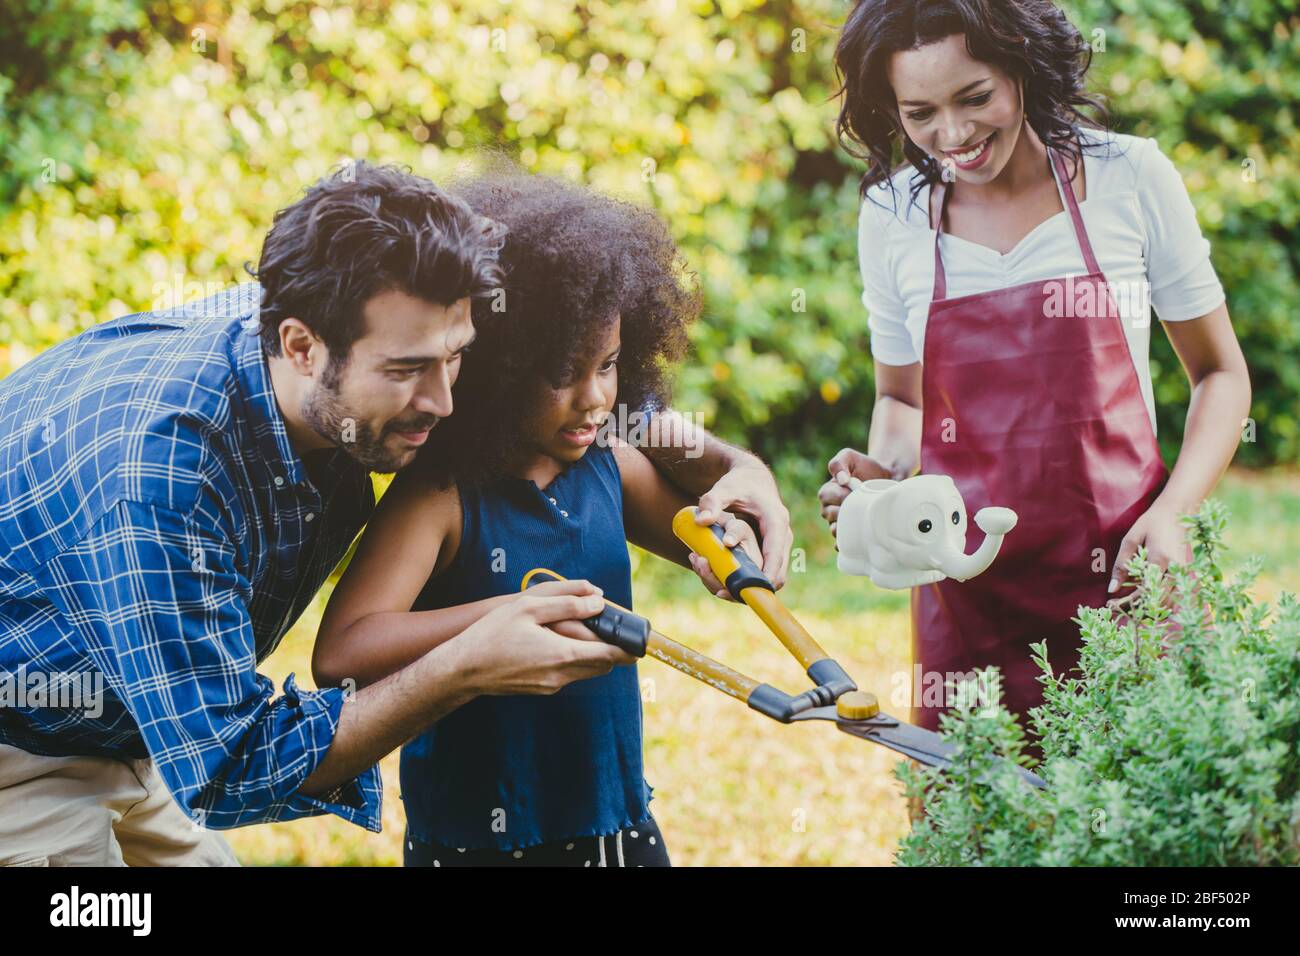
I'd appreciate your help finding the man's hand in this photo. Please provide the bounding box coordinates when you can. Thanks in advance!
[520,576,609,643]
[631,409,792,588]
[685,511,764,601]
[818,448,893,542]
[449,580,635,695]
[696,463,793,589]
[300,578,630,797]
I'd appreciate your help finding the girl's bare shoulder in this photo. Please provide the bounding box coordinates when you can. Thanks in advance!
[375,469,463,541]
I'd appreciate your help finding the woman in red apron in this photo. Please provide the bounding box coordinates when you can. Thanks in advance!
[820,0,1252,735]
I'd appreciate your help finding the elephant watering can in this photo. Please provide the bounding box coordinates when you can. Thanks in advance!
[837,474,1018,590]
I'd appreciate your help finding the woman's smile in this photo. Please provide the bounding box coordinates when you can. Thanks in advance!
[944,131,996,170]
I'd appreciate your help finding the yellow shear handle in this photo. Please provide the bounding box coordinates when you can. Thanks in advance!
[671,507,830,671]
[670,507,751,589]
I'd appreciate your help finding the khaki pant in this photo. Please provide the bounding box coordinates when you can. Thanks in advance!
[0,742,240,867]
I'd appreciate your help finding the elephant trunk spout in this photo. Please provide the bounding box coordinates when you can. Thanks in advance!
[932,537,1002,582]
[931,507,1018,582]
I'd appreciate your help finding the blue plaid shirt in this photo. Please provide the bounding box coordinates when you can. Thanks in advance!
[0,283,383,831]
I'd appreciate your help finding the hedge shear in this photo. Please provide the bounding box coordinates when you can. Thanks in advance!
[523,507,1046,788]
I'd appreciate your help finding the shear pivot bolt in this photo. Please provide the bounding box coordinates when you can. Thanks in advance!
[836,691,880,720]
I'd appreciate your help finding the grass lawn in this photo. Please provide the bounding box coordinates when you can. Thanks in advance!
[224,465,1300,866]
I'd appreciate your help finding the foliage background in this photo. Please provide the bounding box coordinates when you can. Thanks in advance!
[2,0,1297,864]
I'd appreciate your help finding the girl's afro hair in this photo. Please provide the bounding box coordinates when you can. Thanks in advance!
[415,165,701,488]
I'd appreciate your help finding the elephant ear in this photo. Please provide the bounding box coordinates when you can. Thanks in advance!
[881,484,919,545]
[933,475,966,523]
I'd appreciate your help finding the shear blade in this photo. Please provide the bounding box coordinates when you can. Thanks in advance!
[792,706,1045,788]
[836,715,956,768]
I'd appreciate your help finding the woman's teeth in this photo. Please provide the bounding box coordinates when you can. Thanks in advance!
[950,136,991,164]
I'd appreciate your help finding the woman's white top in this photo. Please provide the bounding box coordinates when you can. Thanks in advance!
[859,126,1227,433]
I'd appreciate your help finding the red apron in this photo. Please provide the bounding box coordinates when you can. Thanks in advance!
[911,144,1168,733]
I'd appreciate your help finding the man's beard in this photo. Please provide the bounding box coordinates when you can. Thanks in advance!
[301,358,437,473]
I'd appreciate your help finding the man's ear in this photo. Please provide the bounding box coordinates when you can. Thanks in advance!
[278,318,326,376]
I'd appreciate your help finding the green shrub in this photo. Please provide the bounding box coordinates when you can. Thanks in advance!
[896,499,1300,866]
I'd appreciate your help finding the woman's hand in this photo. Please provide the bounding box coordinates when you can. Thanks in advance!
[686,512,764,602]
[817,448,893,542]
[1107,501,1193,603]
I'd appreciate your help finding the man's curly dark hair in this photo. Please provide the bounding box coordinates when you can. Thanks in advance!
[415,168,700,488]
[251,160,505,364]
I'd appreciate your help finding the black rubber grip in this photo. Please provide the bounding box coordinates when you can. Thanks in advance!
[584,605,650,658]
[807,658,858,698]
[709,523,773,600]
[747,684,819,723]
[747,684,797,722]
[524,571,650,657]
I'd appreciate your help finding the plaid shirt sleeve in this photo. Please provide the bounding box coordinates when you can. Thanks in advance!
[34,497,383,832]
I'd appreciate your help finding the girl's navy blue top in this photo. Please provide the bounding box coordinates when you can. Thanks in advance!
[399,443,652,851]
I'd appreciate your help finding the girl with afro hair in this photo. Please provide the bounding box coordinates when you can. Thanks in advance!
[314,168,760,866]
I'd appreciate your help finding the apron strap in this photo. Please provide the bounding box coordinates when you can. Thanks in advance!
[931,140,1099,302]
[1050,145,1101,276]
[931,175,953,301]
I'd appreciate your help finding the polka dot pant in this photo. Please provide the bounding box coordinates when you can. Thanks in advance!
[403,814,671,867]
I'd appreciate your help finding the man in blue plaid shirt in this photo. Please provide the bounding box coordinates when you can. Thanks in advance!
[0,162,794,866]
[0,163,646,866]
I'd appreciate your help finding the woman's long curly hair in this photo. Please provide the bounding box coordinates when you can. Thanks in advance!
[415,167,700,488]
[834,0,1111,214]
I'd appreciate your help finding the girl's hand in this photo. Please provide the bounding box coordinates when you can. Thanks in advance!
[686,512,763,602]
[1107,502,1192,604]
